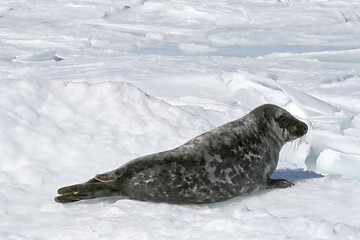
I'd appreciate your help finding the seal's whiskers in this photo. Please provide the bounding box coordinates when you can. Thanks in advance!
[290,136,305,151]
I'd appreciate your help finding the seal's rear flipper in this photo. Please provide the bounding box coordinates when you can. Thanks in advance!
[55,181,120,204]
[54,193,82,203]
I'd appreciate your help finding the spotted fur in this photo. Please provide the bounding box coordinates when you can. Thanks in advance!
[55,104,308,204]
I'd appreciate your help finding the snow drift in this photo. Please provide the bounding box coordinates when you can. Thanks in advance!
[1,0,360,239]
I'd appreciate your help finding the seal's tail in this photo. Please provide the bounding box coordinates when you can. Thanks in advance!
[54,180,119,204]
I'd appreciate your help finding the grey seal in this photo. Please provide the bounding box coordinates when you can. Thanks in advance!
[55,104,308,204]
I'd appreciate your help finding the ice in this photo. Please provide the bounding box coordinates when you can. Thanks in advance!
[14,51,63,62]
[305,49,360,64]
[277,83,338,116]
[1,0,360,239]
[178,43,218,54]
[317,149,360,179]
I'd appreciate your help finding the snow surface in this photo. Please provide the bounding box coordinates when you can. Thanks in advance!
[1,0,360,239]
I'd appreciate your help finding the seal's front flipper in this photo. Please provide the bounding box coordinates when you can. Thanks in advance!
[266,178,294,189]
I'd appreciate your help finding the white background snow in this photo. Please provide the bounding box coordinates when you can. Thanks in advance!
[1,0,360,239]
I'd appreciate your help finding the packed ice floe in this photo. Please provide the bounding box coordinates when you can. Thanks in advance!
[1,0,360,239]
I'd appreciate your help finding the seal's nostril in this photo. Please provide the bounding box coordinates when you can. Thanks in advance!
[303,124,308,133]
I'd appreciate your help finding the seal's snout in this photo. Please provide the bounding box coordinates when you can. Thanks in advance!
[284,120,308,142]
[297,122,308,137]
[302,123,308,134]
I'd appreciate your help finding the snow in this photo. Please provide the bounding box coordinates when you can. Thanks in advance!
[1,0,360,239]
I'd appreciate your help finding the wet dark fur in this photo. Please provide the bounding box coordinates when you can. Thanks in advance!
[55,104,308,204]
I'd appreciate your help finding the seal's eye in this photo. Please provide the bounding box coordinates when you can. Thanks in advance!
[278,116,289,128]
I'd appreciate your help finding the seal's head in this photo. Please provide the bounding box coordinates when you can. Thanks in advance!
[276,109,308,142]
[250,104,308,143]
